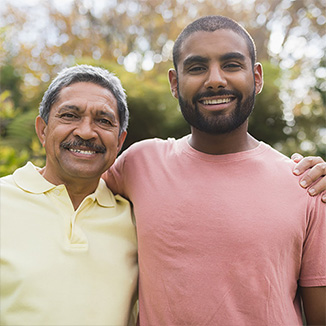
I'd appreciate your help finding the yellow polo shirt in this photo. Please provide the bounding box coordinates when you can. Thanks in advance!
[0,162,138,326]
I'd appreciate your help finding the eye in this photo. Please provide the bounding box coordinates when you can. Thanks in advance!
[224,63,242,70]
[97,118,118,129]
[98,118,113,126]
[59,113,78,120]
[188,66,207,74]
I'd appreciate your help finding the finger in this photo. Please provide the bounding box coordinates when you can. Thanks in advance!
[299,162,326,189]
[299,163,326,203]
[299,162,326,187]
[293,156,324,176]
[291,153,303,163]
[307,183,326,203]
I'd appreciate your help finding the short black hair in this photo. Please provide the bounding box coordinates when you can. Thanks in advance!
[173,15,257,71]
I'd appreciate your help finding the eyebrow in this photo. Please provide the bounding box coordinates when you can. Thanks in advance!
[58,105,80,112]
[58,105,117,121]
[182,52,246,68]
[183,56,209,68]
[220,52,246,62]
[96,110,117,122]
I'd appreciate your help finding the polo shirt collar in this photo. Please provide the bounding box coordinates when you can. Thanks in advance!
[91,179,116,208]
[13,162,56,193]
[13,162,116,208]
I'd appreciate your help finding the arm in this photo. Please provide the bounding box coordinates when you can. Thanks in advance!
[291,154,326,203]
[300,286,326,325]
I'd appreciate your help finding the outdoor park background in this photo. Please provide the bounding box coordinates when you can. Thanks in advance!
[0,0,325,176]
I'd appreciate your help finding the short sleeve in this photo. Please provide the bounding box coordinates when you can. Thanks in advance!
[299,195,326,287]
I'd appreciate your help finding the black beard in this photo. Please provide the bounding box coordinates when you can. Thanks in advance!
[178,88,256,135]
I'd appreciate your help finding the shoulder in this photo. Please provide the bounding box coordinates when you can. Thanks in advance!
[0,171,24,211]
[0,173,15,191]
[247,143,308,195]
[124,137,179,153]
[115,137,180,167]
[257,142,296,171]
[123,136,188,158]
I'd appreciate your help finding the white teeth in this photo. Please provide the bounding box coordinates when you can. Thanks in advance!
[202,98,232,105]
[69,149,96,155]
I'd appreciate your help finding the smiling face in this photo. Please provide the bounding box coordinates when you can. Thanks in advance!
[169,29,263,135]
[35,82,126,185]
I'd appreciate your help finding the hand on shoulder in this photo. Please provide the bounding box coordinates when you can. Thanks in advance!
[291,153,326,203]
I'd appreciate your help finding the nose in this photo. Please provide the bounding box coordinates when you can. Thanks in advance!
[73,118,97,140]
[204,66,227,89]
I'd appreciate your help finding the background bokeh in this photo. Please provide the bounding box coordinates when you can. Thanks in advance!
[1,0,325,176]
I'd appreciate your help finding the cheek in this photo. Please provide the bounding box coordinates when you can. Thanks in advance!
[50,125,73,140]
[242,75,255,91]
[43,127,67,150]
[44,137,59,154]
[104,133,121,151]
[179,79,198,97]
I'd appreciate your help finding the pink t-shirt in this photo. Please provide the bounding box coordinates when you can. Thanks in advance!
[104,136,326,325]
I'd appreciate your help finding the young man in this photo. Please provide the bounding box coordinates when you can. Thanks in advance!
[0,65,138,325]
[104,16,325,325]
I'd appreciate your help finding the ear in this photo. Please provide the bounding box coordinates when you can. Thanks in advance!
[168,69,178,99]
[35,115,47,147]
[254,63,264,95]
[117,131,127,153]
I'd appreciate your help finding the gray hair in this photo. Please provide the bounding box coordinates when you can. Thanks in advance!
[39,65,129,134]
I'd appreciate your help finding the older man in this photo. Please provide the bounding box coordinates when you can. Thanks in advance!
[0,65,138,325]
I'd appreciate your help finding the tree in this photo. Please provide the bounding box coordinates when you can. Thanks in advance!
[0,0,325,175]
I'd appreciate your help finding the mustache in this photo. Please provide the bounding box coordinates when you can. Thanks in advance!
[60,138,106,153]
[192,89,242,104]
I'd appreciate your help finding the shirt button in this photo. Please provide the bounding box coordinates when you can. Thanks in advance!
[53,189,61,196]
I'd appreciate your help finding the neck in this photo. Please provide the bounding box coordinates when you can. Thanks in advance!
[189,123,259,155]
[65,181,99,210]
[39,169,99,210]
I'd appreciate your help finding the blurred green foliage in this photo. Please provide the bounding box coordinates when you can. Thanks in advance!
[0,58,306,176]
[0,0,325,176]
